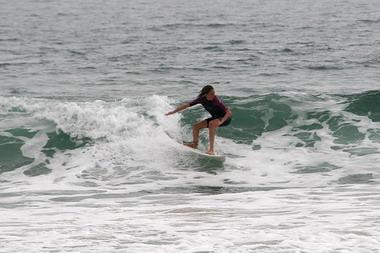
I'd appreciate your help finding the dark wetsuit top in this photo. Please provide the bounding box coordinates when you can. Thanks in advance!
[189,95,231,127]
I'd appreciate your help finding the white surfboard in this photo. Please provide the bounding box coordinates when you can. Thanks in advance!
[181,142,226,162]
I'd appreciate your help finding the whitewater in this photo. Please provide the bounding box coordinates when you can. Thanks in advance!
[1,92,380,252]
[1,0,380,252]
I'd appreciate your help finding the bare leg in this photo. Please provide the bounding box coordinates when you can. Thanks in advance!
[185,120,207,149]
[207,119,220,155]
[208,126,216,154]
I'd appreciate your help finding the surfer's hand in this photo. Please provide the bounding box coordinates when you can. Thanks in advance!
[165,111,174,116]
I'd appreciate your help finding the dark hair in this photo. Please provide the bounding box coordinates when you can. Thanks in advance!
[198,85,214,97]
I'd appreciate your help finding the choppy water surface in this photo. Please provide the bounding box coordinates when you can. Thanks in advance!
[1,0,380,252]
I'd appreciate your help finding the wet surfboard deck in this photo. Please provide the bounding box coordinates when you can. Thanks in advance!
[181,142,226,162]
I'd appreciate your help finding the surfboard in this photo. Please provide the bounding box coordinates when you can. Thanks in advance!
[181,142,226,162]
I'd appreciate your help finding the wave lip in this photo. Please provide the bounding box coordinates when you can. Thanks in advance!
[0,95,182,184]
[1,91,380,190]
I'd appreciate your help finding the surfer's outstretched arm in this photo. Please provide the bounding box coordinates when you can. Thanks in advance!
[165,103,190,115]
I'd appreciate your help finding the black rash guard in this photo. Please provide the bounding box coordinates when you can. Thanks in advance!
[189,95,228,118]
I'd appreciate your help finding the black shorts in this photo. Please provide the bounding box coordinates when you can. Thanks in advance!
[206,117,232,128]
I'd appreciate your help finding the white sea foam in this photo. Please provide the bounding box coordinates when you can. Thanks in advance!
[0,95,380,252]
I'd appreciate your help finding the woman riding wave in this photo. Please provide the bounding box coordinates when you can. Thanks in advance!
[166,85,232,155]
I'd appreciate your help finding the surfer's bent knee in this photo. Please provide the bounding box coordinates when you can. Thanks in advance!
[208,119,219,129]
[193,120,207,129]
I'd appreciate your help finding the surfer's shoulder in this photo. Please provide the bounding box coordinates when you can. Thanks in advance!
[214,95,225,104]
[189,95,205,106]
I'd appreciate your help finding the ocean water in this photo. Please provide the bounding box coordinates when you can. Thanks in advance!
[1,0,380,252]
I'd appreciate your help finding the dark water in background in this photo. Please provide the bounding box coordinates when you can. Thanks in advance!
[0,0,380,252]
[1,0,379,98]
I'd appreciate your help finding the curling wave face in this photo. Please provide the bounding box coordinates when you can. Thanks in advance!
[1,91,379,186]
[1,91,380,251]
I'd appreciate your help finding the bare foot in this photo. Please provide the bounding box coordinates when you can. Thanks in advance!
[184,142,197,149]
[206,149,215,155]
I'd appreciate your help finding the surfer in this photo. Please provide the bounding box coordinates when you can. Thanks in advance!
[165,85,232,155]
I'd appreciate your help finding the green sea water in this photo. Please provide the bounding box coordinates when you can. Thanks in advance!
[0,0,379,252]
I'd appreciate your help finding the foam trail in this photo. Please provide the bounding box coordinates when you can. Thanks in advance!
[0,94,380,252]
